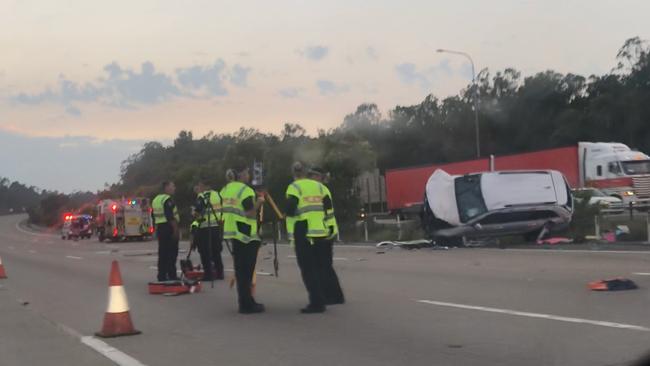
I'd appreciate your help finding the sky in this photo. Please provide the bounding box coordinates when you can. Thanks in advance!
[1,0,649,192]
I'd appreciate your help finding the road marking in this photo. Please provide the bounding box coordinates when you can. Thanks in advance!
[256,271,273,276]
[504,249,650,255]
[633,272,650,276]
[333,257,349,261]
[416,300,650,332]
[65,255,83,260]
[81,336,148,366]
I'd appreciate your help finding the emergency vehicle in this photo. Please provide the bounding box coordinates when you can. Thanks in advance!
[95,198,154,242]
[61,213,93,240]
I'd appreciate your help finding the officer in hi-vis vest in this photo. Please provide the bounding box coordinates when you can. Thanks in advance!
[285,162,329,313]
[220,164,266,314]
[195,180,224,281]
[152,181,180,282]
[308,167,345,305]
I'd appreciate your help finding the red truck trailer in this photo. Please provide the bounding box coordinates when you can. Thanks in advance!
[386,142,650,212]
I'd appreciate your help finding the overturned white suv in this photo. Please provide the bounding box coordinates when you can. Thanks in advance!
[421,169,574,243]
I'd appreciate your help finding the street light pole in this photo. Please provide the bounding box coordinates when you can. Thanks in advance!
[436,49,481,158]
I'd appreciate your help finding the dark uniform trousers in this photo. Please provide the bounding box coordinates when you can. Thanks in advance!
[313,237,345,304]
[156,223,179,281]
[294,221,326,307]
[232,239,261,309]
[197,226,224,279]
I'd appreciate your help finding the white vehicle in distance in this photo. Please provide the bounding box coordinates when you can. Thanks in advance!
[572,188,623,208]
[421,169,574,244]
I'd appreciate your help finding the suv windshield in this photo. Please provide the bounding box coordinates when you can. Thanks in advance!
[455,174,488,223]
[621,160,650,175]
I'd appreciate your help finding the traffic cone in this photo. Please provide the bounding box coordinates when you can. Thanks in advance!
[0,256,7,279]
[95,260,141,338]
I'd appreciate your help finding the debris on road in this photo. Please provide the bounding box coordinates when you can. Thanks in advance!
[588,278,638,291]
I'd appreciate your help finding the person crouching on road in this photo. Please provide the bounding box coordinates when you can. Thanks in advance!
[152,181,180,282]
[286,162,329,314]
[220,165,266,314]
[195,180,225,281]
[308,167,345,305]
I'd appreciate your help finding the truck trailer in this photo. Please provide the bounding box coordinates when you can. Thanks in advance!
[385,142,650,213]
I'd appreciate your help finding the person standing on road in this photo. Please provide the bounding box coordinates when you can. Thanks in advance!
[152,181,180,282]
[194,180,225,281]
[285,162,329,314]
[220,165,266,314]
[308,167,345,305]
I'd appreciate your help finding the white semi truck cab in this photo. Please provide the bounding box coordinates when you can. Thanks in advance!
[579,142,650,204]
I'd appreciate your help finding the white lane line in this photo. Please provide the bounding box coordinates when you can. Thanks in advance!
[417,300,650,332]
[504,249,650,255]
[65,255,83,260]
[333,257,349,261]
[256,271,273,276]
[81,336,148,366]
[633,272,650,276]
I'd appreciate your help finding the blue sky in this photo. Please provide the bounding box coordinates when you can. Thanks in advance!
[1,0,649,191]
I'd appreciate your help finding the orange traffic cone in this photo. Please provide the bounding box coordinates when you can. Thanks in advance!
[0,256,7,279]
[95,260,141,338]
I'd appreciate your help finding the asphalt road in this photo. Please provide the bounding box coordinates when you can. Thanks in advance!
[1,214,650,366]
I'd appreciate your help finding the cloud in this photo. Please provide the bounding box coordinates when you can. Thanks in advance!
[176,60,228,96]
[316,80,348,96]
[395,59,456,89]
[299,46,329,61]
[278,87,303,98]
[9,59,251,113]
[366,46,379,60]
[0,128,146,192]
[230,64,251,87]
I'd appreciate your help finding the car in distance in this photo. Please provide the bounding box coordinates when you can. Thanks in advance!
[421,169,573,244]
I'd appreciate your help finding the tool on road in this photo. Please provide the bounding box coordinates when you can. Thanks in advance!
[0,256,7,279]
[148,279,202,295]
[588,278,638,291]
[96,260,141,338]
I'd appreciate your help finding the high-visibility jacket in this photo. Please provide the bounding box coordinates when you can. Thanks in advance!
[152,194,179,225]
[220,181,259,243]
[198,190,222,228]
[323,185,339,240]
[286,179,328,239]
[190,220,199,231]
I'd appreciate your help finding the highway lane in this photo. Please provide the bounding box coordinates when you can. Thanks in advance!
[1,214,650,366]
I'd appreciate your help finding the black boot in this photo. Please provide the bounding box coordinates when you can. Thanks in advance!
[239,303,265,314]
[300,304,326,314]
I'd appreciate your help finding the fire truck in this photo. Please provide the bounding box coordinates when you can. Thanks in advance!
[95,198,154,242]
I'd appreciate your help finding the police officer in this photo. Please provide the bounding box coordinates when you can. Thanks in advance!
[195,181,224,281]
[220,165,265,314]
[308,167,345,305]
[285,162,328,314]
[152,181,180,282]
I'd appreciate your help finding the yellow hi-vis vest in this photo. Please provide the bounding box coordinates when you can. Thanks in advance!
[190,220,199,231]
[198,190,222,228]
[220,181,259,243]
[152,194,179,225]
[323,185,339,240]
[286,179,328,239]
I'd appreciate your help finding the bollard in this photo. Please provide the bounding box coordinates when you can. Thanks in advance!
[594,215,600,239]
[397,214,402,241]
[364,218,369,242]
[646,213,650,244]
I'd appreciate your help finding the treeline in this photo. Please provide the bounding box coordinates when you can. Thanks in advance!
[0,177,44,214]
